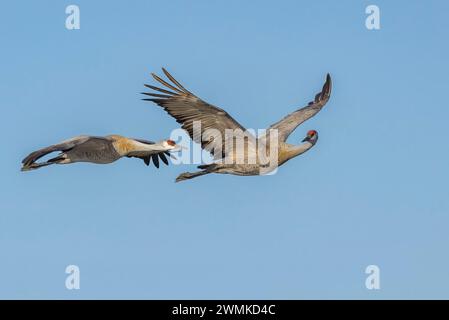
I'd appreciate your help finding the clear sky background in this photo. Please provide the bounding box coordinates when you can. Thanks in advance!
[1,0,448,299]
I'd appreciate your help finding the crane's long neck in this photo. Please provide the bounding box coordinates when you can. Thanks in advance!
[112,137,165,156]
[283,141,314,161]
[135,141,166,151]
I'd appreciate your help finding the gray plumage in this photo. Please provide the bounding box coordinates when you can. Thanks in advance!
[21,135,179,171]
[142,68,332,182]
[268,73,332,142]
[142,68,256,160]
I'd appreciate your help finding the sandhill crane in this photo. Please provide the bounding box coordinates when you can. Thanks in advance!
[21,135,181,171]
[142,68,332,182]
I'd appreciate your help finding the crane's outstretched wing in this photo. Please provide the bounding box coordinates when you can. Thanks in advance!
[127,152,170,168]
[142,68,256,160]
[268,74,332,142]
[21,135,95,167]
[126,138,172,168]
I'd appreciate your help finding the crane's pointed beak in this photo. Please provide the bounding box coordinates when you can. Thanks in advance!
[173,145,187,151]
[302,136,310,143]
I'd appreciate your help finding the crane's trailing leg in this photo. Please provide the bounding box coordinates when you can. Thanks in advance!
[175,164,218,182]
[175,170,210,182]
[21,149,70,171]
[21,161,53,171]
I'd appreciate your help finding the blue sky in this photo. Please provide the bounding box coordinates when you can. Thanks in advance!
[1,0,448,299]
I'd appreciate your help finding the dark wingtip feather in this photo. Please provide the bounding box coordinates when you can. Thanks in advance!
[141,92,172,98]
[151,72,184,94]
[152,154,160,168]
[143,83,178,96]
[308,74,332,105]
[161,68,191,94]
[324,73,332,98]
[159,152,169,165]
[141,98,160,103]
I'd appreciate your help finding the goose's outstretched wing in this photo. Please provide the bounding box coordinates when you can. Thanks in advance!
[142,68,256,160]
[268,74,332,142]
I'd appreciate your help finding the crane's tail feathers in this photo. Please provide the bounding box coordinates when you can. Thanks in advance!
[175,170,210,182]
